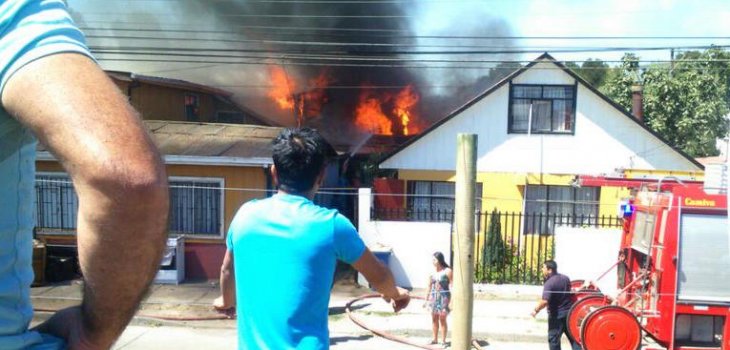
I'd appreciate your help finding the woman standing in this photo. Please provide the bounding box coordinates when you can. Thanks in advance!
[426,252,453,346]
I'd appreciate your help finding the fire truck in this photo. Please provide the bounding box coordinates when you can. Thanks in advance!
[566,177,728,350]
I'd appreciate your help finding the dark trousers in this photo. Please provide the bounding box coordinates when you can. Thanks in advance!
[548,314,581,350]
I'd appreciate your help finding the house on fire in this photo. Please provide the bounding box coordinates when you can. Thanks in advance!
[375,53,704,231]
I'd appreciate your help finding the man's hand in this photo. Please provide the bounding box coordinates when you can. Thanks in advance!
[34,306,111,350]
[388,287,410,313]
[530,309,538,318]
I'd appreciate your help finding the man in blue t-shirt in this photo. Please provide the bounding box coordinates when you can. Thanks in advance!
[214,128,410,349]
[531,260,581,350]
[1,1,169,348]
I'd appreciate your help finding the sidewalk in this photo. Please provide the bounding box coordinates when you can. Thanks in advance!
[31,279,557,349]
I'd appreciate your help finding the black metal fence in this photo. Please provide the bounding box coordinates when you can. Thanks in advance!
[372,207,623,285]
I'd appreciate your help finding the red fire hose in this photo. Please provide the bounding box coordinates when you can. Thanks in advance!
[345,293,485,350]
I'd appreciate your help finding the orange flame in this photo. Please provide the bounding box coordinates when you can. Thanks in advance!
[393,85,419,136]
[355,90,393,135]
[354,85,420,136]
[268,66,295,110]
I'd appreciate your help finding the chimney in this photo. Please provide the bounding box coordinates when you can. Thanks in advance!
[631,84,644,122]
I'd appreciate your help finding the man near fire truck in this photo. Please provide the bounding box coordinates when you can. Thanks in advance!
[531,260,581,350]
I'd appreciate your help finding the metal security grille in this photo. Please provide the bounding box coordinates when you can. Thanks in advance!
[169,180,222,236]
[35,175,78,230]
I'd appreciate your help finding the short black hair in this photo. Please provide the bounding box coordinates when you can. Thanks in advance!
[272,128,336,193]
[544,260,557,273]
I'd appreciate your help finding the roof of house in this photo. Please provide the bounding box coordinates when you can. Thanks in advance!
[38,121,284,167]
[378,53,704,170]
[146,120,280,159]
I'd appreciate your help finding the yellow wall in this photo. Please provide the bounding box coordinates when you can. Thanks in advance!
[36,161,269,243]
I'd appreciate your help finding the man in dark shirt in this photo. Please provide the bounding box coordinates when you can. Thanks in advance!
[531,260,581,350]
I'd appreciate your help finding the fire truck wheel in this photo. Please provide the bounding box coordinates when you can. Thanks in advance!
[581,305,641,350]
[566,295,609,345]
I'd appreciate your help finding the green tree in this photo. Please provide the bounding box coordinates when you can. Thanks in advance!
[566,59,610,88]
[642,51,730,157]
[603,50,730,157]
[601,53,641,109]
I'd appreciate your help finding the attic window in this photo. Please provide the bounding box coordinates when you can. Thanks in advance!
[509,84,576,134]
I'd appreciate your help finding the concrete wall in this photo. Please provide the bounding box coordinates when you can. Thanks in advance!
[358,188,452,289]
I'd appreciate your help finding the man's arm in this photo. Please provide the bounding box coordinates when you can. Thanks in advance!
[213,250,236,313]
[531,299,548,317]
[352,248,410,312]
[4,54,169,348]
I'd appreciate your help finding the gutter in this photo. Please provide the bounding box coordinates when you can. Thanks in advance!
[36,152,272,168]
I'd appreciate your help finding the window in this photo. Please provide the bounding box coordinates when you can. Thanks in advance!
[169,178,224,237]
[509,84,576,134]
[523,185,599,234]
[184,94,200,122]
[677,213,730,303]
[35,174,78,231]
[407,181,483,221]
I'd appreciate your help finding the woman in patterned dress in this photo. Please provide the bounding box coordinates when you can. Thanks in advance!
[426,251,453,346]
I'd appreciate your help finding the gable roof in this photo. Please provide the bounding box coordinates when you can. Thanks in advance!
[378,53,704,170]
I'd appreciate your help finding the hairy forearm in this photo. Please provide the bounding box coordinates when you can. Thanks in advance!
[74,164,168,346]
[369,268,400,300]
[219,267,235,307]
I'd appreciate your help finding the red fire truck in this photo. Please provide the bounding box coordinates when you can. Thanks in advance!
[566,178,728,350]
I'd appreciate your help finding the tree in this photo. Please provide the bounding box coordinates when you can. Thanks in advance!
[642,50,730,157]
[481,209,508,283]
[566,59,610,88]
[603,50,730,157]
[601,53,641,110]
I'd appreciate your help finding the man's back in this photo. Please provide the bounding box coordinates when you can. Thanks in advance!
[228,193,364,350]
[543,273,573,317]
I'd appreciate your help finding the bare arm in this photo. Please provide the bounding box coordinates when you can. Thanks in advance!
[531,299,549,317]
[4,54,169,348]
[352,248,410,312]
[213,250,236,311]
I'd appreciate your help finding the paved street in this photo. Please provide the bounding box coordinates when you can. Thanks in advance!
[30,280,582,349]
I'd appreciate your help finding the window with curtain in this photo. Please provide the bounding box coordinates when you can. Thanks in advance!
[169,179,223,236]
[523,185,599,234]
[509,84,575,134]
[407,181,483,222]
[35,174,78,231]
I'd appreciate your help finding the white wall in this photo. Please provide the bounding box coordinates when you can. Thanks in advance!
[554,226,622,296]
[380,59,700,174]
[357,188,452,289]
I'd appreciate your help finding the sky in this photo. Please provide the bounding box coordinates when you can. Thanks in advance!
[67,0,730,129]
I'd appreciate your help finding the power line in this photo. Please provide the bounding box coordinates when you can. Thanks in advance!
[81,12,412,19]
[79,27,730,41]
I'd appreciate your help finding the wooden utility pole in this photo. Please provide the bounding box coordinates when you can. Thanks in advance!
[452,134,477,350]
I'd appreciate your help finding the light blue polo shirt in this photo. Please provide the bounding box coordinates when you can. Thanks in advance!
[0,1,91,349]
[227,193,366,350]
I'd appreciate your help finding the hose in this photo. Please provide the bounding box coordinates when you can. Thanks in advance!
[345,293,484,350]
